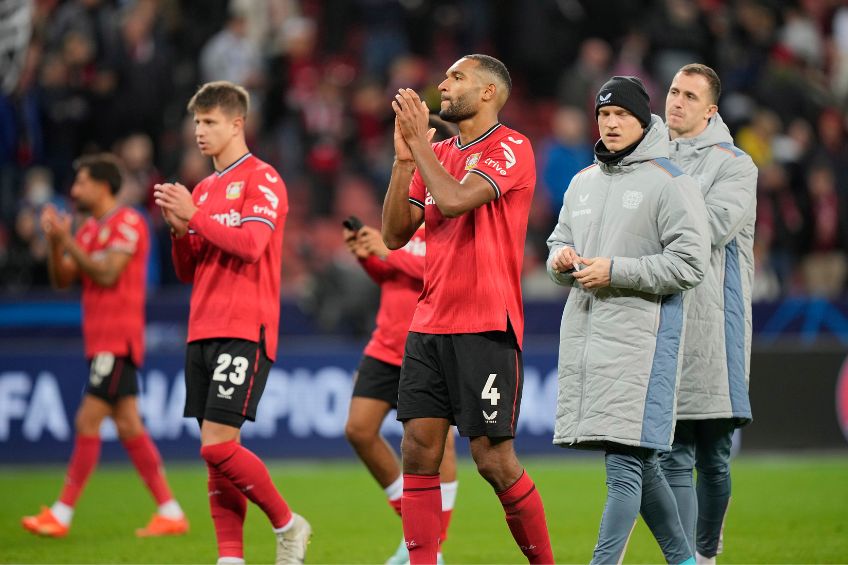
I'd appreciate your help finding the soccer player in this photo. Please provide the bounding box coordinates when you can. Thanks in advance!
[546,76,710,564]
[23,154,188,538]
[660,64,757,564]
[153,81,310,565]
[383,54,554,564]
[342,221,458,564]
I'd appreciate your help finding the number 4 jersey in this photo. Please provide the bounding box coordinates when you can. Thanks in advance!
[172,153,288,360]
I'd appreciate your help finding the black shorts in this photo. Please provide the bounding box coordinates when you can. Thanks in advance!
[352,355,401,408]
[397,330,523,438]
[86,353,138,404]
[184,333,272,428]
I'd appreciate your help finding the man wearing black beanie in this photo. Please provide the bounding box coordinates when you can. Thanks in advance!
[593,76,652,165]
[547,76,710,565]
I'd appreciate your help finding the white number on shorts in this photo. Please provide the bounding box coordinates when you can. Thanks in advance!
[90,353,115,386]
[213,353,250,386]
[482,373,500,406]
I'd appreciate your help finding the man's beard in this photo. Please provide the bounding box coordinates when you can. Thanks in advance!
[439,95,475,123]
[73,198,90,214]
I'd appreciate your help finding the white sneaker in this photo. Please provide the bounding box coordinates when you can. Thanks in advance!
[696,552,716,565]
[385,537,409,565]
[217,558,246,565]
[275,514,312,564]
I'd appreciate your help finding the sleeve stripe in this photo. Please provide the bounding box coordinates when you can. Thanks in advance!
[468,169,501,199]
[409,197,425,209]
[241,216,276,230]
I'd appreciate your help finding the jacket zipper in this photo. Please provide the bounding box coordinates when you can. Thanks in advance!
[576,171,613,436]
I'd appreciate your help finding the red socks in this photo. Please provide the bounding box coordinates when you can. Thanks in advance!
[59,435,101,506]
[208,463,247,559]
[497,471,554,564]
[402,474,441,564]
[122,433,173,505]
[440,508,453,544]
[388,497,403,517]
[200,441,292,529]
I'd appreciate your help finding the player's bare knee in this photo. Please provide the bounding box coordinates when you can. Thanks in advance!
[344,419,377,447]
[401,434,441,474]
[75,408,102,436]
[114,415,143,440]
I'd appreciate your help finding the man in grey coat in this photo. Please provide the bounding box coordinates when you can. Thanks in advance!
[547,76,710,565]
[659,63,757,565]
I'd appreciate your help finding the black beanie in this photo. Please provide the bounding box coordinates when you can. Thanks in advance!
[595,76,651,128]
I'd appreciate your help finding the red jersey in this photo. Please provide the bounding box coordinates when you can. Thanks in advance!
[408,123,535,348]
[359,227,425,366]
[171,153,288,360]
[75,206,148,366]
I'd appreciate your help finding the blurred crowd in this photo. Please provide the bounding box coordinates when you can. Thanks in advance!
[2,0,848,327]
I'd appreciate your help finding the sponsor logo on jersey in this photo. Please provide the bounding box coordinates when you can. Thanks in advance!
[424,190,435,206]
[484,158,508,176]
[500,142,517,169]
[253,205,277,219]
[211,210,242,226]
[465,152,482,170]
[265,172,279,183]
[198,192,208,204]
[622,190,644,210]
[258,185,279,209]
[402,236,426,257]
[572,208,592,218]
[226,182,244,200]
[117,223,139,243]
[579,193,589,204]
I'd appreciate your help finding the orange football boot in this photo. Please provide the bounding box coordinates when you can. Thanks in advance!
[21,506,69,537]
[135,513,189,537]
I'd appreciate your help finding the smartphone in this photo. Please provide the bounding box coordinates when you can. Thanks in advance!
[342,216,363,231]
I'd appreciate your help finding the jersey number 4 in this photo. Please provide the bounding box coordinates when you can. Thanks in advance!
[482,373,500,406]
[213,353,250,386]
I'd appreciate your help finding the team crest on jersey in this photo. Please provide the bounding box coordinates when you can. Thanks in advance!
[226,182,244,200]
[465,152,482,170]
[98,226,111,244]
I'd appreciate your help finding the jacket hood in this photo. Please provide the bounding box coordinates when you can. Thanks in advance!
[668,113,734,152]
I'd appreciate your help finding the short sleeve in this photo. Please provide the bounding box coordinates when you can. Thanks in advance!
[241,167,289,230]
[467,132,535,199]
[107,211,143,254]
[408,168,426,210]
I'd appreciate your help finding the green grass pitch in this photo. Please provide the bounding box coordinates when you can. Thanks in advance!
[2,455,847,563]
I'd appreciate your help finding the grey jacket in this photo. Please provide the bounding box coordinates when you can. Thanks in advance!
[547,115,710,451]
[669,114,757,425]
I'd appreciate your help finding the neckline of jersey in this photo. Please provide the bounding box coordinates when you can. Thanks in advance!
[93,204,122,225]
[215,152,253,176]
[454,123,502,151]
